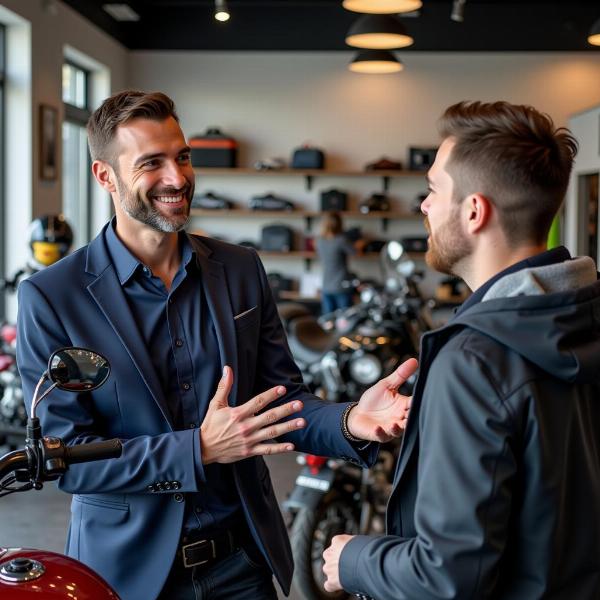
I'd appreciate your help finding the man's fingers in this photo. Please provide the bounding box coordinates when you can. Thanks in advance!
[251,399,304,430]
[240,385,287,417]
[252,442,295,456]
[385,357,419,390]
[251,415,306,443]
[211,365,233,408]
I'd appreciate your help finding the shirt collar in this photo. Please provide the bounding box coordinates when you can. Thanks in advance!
[453,245,572,318]
[104,217,196,285]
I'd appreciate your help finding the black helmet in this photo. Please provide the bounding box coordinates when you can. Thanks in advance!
[28,214,74,266]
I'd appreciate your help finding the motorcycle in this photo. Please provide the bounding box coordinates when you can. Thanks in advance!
[282,241,432,600]
[0,321,25,450]
[0,346,123,598]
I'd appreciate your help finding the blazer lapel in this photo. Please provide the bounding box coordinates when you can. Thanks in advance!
[194,248,239,407]
[87,266,174,428]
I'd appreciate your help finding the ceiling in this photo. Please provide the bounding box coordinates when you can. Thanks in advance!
[60,0,600,52]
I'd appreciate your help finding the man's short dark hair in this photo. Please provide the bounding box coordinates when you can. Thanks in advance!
[439,101,578,246]
[87,90,179,165]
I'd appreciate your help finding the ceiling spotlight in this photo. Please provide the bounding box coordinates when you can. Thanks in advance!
[215,0,230,22]
[343,0,422,14]
[346,15,413,49]
[451,0,466,23]
[588,17,600,46]
[349,50,404,74]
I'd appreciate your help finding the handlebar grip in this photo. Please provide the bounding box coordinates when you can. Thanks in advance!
[64,439,122,464]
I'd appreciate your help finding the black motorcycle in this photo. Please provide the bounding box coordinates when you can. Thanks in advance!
[281,242,433,600]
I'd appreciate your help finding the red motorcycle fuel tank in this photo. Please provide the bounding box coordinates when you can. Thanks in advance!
[0,547,119,599]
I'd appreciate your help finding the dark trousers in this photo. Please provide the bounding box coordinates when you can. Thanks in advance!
[321,291,353,315]
[158,546,278,600]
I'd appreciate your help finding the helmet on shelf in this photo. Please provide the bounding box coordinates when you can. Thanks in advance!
[28,214,74,267]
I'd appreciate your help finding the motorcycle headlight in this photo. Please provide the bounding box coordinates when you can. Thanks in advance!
[349,354,382,385]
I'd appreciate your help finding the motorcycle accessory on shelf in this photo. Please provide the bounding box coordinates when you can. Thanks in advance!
[191,191,234,210]
[363,240,386,253]
[249,193,295,211]
[359,193,390,214]
[409,147,437,171]
[261,224,295,252]
[267,272,295,300]
[189,128,238,168]
[365,157,403,171]
[320,188,348,212]
[400,236,428,253]
[254,157,287,171]
[291,145,325,169]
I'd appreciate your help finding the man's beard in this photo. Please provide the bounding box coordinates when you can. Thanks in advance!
[115,173,193,233]
[424,207,472,276]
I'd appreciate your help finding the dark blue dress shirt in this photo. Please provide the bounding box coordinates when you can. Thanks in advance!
[105,219,241,534]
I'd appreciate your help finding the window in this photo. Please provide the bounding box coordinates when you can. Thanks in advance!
[0,24,6,318]
[62,61,91,250]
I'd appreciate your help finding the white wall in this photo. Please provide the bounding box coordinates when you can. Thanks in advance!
[566,104,600,260]
[0,0,128,319]
[129,50,600,284]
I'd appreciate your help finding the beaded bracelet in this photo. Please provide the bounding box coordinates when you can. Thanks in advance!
[341,401,363,442]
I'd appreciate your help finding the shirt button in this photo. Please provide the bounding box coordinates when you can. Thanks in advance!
[173,493,184,503]
[175,339,184,347]
[182,383,191,391]
[189,422,196,429]
[195,506,203,514]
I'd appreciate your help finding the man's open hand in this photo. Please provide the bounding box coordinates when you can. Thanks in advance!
[347,358,418,442]
[200,366,305,464]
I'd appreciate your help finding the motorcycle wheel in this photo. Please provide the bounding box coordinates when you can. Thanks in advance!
[290,493,359,600]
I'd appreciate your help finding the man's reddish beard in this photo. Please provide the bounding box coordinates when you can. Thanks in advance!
[424,207,472,276]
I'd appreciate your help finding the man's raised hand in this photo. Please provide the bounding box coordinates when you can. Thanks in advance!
[200,366,305,464]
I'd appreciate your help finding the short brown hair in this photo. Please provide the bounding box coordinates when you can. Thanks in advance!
[321,211,343,238]
[439,101,578,245]
[87,90,179,164]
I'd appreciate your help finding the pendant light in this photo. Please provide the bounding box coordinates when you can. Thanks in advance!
[349,50,404,74]
[214,0,230,22]
[343,0,422,14]
[588,18,600,46]
[346,14,413,49]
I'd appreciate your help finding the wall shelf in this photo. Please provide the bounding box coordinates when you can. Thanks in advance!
[193,167,426,192]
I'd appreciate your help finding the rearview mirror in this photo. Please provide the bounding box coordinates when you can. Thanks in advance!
[48,347,110,392]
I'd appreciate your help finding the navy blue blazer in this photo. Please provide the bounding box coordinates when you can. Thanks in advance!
[16,224,375,600]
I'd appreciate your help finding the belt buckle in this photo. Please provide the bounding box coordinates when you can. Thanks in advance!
[182,538,216,568]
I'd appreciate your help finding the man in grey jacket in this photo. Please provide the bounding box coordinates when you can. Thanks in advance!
[322,100,600,599]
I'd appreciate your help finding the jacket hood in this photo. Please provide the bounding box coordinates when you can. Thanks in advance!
[451,257,600,384]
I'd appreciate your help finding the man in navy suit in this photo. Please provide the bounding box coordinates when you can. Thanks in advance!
[322,102,600,599]
[16,90,415,600]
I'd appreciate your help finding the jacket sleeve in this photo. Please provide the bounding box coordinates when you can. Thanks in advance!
[17,278,202,495]
[339,346,516,599]
[249,249,378,467]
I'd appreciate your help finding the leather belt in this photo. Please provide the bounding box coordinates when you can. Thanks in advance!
[179,530,238,570]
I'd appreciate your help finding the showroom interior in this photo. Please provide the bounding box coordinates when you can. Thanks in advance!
[0,1,599,599]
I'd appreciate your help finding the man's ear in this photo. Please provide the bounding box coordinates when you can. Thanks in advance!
[92,160,117,193]
[464,193,492,235]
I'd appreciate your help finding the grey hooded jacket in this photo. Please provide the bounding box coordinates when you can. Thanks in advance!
[339,255,600,600]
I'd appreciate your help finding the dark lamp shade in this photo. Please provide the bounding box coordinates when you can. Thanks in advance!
[346,15,414,49]
[343,0,422,14]
[588,18,600,46]
[349,50,404,74]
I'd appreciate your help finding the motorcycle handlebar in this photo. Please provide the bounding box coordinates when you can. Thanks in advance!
[64,439,122,465]
[0,449,29,480]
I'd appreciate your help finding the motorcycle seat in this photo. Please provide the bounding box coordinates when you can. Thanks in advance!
[288,316,336,363]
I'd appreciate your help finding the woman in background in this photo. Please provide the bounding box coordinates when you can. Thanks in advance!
[316,211,364,314]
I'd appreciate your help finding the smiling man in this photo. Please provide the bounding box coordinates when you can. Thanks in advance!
[16,90,415,600]
[323,101,600,599]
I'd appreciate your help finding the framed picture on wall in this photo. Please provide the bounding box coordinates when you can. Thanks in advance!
[39,104,58,180]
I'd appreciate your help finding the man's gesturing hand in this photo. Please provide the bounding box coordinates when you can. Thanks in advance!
[200,366,306,464]
[347,357,418,442]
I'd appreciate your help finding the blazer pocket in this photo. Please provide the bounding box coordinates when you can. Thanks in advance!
[234,306,259,331]
[74,493,129,511]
